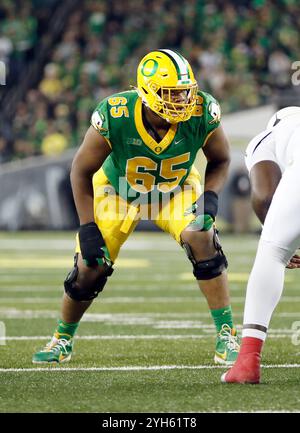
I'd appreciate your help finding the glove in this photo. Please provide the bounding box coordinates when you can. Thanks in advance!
[187,213,215,232]
[78,222,106,267]
[187,190,218,232]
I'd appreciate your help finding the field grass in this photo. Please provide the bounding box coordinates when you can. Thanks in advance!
[1,231,300,413]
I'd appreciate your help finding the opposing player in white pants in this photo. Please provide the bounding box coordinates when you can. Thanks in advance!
[222,106,300,384]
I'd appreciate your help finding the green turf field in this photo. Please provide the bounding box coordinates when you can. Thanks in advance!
[0,231,300,413]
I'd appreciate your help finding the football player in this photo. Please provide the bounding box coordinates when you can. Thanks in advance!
[32,49,239,364]
[222,106,300,384]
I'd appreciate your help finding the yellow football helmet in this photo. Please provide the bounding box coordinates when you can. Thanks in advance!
[137,49,198,124]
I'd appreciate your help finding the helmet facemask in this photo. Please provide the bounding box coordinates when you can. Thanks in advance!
[137,49,198,124]
[154,84,198,123]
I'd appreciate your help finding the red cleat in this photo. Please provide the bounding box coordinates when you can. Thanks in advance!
[221,337,263,384]
[221,353,261,384]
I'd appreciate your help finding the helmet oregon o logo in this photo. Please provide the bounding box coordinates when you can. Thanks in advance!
[141,59,158,77]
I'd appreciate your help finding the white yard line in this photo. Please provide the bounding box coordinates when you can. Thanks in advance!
[0,285,249,292]
[0,331,296,341]
[1,296,300,303]
[0,309,298,335]
[1,364,300,372]
[0,309,299,319]
[2,335,207,341]
[0,236,260,252]
[3,286,300,293]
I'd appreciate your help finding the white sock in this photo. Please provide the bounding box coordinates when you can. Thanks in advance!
[242,239,292,341]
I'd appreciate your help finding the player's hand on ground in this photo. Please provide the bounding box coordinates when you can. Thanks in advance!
[286,254,300,269]
[79,222,105,267]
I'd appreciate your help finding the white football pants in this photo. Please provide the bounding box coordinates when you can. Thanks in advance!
[243,142,300,340]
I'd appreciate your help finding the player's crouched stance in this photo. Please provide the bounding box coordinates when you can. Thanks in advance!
[32,224,114,364]
[32,48,239,364]
[32,198,238,365]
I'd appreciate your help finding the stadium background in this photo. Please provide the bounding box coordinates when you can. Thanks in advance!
[0,0,299,231]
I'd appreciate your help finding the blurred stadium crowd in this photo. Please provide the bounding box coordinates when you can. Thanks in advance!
[0,0,299,162]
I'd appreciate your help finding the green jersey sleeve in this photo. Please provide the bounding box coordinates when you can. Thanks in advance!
[90,98,111,141]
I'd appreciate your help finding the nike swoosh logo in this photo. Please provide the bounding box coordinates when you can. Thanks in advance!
[174,138,184,145]
[215,350,227,361]
[222,309,230,315]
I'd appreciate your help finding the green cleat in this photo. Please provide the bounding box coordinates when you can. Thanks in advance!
[214,324,240,366]
[32,334,73,364]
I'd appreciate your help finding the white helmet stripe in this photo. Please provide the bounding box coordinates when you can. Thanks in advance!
[160,49,189,78]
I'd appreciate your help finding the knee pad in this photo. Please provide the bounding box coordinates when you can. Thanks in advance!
[182,228,228,280]
[64,254,114,301]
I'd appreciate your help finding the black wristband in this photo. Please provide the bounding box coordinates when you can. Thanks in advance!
[196,190,218,220]
[79,222,105,266]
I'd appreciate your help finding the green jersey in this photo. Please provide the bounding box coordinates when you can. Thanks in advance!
[91,90,221,202]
